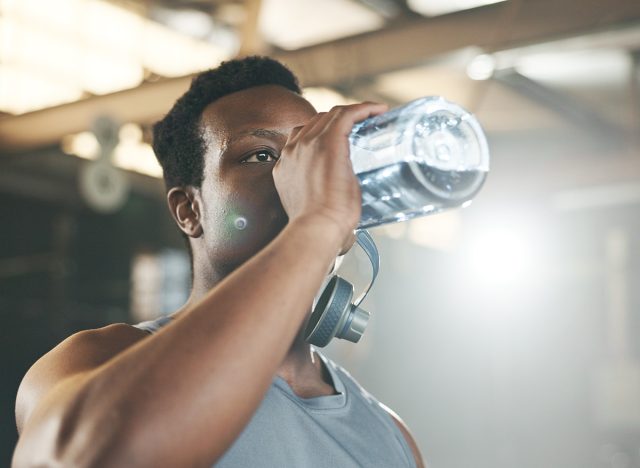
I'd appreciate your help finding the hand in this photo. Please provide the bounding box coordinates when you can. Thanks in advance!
[273,102,388,252]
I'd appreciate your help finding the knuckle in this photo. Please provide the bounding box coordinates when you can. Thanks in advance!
[317,132,332,143]
[282,141,296,153]
[300,133,315,145]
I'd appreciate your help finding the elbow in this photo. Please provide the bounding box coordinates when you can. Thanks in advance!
[13,385,129,468]
[12,431,69,468]
[13,417,129,468]
[11,440,38,468]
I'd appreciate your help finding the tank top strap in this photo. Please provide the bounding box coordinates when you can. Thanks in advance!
[132,315,173,334]
[315,351,417,467]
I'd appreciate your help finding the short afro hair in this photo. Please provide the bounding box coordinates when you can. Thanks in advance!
[152,56,302,190]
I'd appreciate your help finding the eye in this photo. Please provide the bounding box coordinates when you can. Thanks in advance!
[241,149,278,164]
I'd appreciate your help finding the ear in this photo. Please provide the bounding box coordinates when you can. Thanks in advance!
[167,187,203,238]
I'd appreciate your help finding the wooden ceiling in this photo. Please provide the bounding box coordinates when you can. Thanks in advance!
[1,0,639,151]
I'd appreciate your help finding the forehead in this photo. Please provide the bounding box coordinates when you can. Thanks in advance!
[200,85,316,146]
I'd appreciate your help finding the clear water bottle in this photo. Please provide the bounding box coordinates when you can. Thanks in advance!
[350,96,490,229]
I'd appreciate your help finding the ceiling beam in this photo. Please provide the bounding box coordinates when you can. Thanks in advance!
[2,0,640,151]
[493,69,627,139]
[282,0,640,87]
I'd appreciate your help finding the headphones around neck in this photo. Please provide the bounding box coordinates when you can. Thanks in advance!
[304,229,380,348]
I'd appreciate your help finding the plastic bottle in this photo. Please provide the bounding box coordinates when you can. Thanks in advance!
[349,96,490,229]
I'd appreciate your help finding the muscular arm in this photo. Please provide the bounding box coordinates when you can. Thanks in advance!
[14,218,343,468]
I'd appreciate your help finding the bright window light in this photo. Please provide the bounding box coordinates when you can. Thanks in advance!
[7,22,83,83]
[130,253,162,322]
[83,0,142,53]
[374,65,476,108]
[82,53,144,95]
[113,141,163,178]
[407,0,507,17]
[119,122,143,143]
[0,0,234,115]
[259,0,384,50]
[61,131,100,160]
[152,7,215,39]
[377,221,408,240]
[130,249,190,322]
[0,64,83,114]
[62,124,163,178]
[1,0,81,31]
[407,210,462,251]
[303,87,356,112]
[142,22,228,78]
[515,49,630,87]
[464,221,538,289]
[467,54,496,80]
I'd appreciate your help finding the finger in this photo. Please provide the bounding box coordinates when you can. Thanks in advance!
[287,124,305,144]
[322,102,389,137]
[298,111,334,140]
[286,112,328,144]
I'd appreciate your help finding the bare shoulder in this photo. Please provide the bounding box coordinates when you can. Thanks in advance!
[380,403,426,468]
[15,323,148,433]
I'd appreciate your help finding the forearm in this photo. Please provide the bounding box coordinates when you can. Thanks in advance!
[16,217,343,468]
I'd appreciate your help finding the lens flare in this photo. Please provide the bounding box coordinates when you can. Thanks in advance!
[234,216,248,230]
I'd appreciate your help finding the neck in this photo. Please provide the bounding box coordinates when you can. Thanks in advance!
[183,248,336,394]
[181,278,320,383]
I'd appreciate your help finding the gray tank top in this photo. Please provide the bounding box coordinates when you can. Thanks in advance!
[133,316,415,468]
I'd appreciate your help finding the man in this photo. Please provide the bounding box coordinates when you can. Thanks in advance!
[12,56,424,467]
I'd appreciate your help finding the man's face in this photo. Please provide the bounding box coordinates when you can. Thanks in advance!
[195,84,317,275]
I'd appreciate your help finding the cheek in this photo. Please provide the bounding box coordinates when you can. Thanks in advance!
[202,174,288,255]
[232,176,288,241]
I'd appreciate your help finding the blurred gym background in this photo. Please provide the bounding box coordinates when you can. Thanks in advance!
[1,0,639,466]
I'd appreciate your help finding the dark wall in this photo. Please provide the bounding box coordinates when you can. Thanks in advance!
[0,190,184,466]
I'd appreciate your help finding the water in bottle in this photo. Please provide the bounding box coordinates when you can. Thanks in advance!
[349,96,490,229]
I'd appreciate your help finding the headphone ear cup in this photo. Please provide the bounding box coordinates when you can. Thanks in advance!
[305,276,354,347]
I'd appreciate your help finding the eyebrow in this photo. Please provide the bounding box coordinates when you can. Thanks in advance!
[227,128,287,147]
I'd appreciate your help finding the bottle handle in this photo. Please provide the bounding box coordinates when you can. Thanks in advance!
[352,229,380,308]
